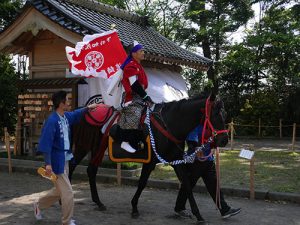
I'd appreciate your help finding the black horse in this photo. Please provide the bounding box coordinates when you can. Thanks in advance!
[69,93,228,223]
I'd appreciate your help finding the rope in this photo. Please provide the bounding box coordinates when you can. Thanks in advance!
[215,147,221,210]
[145,107,213,165]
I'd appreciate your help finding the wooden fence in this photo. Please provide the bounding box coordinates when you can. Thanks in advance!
[228,119,299,151]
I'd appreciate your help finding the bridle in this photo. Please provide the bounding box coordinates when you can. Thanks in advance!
[201,96,228,145]
[148,96,228,146]
[199,96,228,210]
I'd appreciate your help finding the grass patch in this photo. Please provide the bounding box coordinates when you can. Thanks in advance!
[150,150,300,194]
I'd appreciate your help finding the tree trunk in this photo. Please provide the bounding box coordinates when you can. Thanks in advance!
[198,0,217,91]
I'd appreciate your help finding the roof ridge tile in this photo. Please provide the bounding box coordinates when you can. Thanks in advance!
[64,0,143,24]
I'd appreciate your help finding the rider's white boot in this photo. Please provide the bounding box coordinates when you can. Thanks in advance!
[121,142,136,153]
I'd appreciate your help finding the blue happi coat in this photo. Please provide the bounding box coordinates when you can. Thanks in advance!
[38,108,86,174]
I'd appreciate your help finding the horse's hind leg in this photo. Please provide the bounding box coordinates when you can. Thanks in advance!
[87,163,106,211]
[131,162,156,218]
[174,165,206,224]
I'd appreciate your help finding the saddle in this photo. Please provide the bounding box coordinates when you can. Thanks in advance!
[108,135,151,163]
[84,104,151,163]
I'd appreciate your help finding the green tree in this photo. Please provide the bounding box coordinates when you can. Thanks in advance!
[0,0,23,135]
[96,0,127,9]
[220,1,300,125]
[182,68,206,95]
[219,44,263,120]
[0,54,18,135]
[259,3,300,96]
[0,0,22,31]
[98,0,188,41]
[177,0,254,91]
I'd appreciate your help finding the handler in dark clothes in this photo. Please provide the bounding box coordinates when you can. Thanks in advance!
[175,125,241,219]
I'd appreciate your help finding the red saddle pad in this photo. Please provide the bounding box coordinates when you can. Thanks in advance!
[85,104,114,126]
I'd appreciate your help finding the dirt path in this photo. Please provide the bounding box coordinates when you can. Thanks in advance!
[0,171,299,225]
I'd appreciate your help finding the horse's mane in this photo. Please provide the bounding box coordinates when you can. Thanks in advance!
[157,92,224,114]
[189,93,210,100]
[158,93,208,113]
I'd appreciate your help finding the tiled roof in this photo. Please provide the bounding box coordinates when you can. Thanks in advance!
[27,0,212,69]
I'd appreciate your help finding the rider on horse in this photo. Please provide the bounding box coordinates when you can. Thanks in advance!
[110,41,154,153]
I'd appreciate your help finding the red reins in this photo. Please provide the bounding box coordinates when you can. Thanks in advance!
[201,97,228,144]
[200,96,228,210]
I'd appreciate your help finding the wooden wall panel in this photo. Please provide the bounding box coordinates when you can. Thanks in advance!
[30,30,74,78]
[33,40,68,65]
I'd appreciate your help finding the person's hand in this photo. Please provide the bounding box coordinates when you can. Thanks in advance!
[45,164,53,176]
[143,96,154,107]
[87,103,100,110]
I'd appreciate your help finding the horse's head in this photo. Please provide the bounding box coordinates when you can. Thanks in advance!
[205,94,228,147]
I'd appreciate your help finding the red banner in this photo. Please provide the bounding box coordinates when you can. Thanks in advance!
[66,31,127,78]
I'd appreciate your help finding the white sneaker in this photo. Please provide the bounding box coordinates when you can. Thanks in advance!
[62,219,76,225]
[33,201,42,220]
[121,142,136,153]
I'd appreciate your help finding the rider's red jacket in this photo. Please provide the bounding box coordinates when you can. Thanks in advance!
[122,59,148,104]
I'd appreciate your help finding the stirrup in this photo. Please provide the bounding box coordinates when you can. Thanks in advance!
[121,142,136,153]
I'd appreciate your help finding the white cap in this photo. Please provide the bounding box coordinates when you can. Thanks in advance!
[133,40,139,47]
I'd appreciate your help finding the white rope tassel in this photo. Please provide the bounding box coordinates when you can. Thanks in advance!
[146,107,213,166]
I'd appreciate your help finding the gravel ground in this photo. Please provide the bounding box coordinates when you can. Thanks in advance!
[0,171,299,225]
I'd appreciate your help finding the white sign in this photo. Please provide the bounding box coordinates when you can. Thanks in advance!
[239,149,254,160]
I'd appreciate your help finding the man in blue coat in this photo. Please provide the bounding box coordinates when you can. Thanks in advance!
[33,91,98,225]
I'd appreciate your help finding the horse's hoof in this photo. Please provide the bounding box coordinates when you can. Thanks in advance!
[97,204,107,211]
[131,211,140,219]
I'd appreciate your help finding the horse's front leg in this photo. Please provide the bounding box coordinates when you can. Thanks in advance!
[87,163,106,211]
[174,165,206,224]
[131,162,156,218]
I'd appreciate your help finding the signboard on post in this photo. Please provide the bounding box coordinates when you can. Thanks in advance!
[239,146,255,200]
[239,149,255,160]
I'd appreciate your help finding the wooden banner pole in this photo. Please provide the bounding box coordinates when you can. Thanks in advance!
[117,163,121,186]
